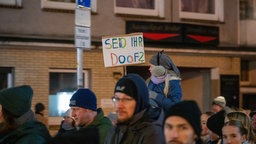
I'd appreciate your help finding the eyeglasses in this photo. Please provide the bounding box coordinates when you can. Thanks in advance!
[112,96,134,104]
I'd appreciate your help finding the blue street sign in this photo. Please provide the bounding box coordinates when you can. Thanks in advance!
[77,0,91,8]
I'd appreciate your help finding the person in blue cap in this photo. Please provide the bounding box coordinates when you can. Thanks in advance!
[104,73,165,144]
[70,88,112,144]
[0,85,52,144]
[52,88,112,144]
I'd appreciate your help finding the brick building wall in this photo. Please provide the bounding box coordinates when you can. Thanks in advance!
[0,46,241,114]
[0,46,241,135]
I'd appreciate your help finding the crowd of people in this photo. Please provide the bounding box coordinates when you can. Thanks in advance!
[0,51,255,144]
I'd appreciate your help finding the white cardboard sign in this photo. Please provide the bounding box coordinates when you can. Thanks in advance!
[102,33,145,67]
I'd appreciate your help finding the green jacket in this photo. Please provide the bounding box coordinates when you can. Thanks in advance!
[0,121,52,144]
[85,108,113,144]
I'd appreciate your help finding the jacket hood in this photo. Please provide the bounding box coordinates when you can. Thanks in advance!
[0,121,51,143]
[150,51,180,76]
[128,107,164,131]
[122,74,149,114]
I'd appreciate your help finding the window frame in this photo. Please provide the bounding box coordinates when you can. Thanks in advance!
[0,67,14,90]
[179,0,224,22]
[114,0,165,17]
[48,69,90,125]
[0,0,22,7]
[41,0,97,13]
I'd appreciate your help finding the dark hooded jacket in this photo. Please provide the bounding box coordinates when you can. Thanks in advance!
[51,127,99,144]
[0,121,52,144]
[104,106,165,144]
[104,74,165,144]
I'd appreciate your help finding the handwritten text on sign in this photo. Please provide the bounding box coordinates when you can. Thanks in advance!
[102,33,145,67]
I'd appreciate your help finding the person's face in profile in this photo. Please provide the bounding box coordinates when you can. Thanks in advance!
[71,107,92,127]
[0,105,4,123]
[201,113,210,136]
[211,104,223,113]
[149,64,155,75]
[251,114,256,130]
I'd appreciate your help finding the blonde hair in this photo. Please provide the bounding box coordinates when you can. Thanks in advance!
[163,70,181,96]
[227,111,256,144]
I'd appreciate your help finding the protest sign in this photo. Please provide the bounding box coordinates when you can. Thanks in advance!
[102,33,145,67]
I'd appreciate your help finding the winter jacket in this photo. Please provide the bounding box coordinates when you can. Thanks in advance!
[85,108,113,144]
[104,106,165,144]
[148,75,182,111]
[0,121,52,144]
[35,113,48,127]
[51,126,99,144]
[55,120,77,137]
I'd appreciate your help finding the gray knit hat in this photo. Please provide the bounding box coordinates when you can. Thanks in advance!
[212,96,226,108]
[153,65,167,77]
[149,50,180,76]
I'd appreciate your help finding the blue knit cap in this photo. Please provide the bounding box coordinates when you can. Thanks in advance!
[69,88,97,111]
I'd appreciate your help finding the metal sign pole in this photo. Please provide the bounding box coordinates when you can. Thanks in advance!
[75,0,91,89]
[77,47,83,88]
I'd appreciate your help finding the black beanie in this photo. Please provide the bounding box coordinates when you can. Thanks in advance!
[114,78,137,101]
[164,100,202,139]
[0,85,33,117]
[206,110,226,137]
[114,74,149,114]
[35,102,45,113]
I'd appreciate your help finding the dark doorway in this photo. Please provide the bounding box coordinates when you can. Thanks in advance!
[220,75,240,108]
[126,66,151,80]
[0,67,14,90]
[243,94,256,111]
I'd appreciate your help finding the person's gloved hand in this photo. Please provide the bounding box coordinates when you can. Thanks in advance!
[149,90,158,99]
[149,90,159,108]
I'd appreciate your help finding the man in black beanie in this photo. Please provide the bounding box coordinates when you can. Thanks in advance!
[104,73,165,144]
[164,100,202,144]
[206,110,226,144]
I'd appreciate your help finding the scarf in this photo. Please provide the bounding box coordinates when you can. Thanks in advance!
[151,75,165,84]
[14,110,36,126]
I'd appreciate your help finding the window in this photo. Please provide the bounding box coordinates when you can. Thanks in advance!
[0,67,14,90]
[240,0,256,19]
[114,0,164,17]
[48,69,90,119]
[179,0,224,21]
[0,0,22,7]
[41,0,97,13]
[241,60,249,81]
